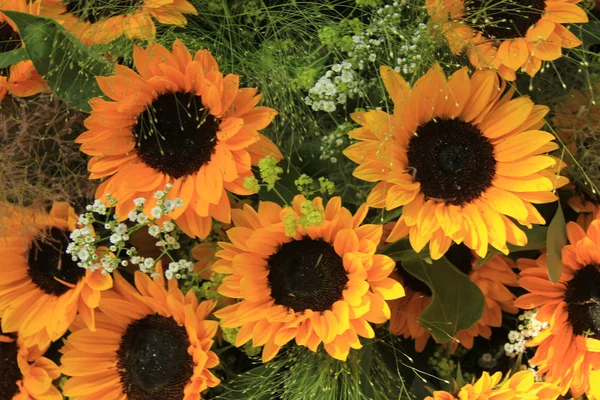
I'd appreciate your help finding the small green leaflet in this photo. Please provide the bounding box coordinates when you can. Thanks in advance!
[546,203,567,283]
[0,48,28,68]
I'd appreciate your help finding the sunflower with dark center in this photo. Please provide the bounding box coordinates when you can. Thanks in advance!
[0,1,48,104]
[553,85,600,230]
[0,202,113,351]
[60,263,220,400]
[76,40,281,240]
[38,0,197,45]
[426,370,562,400]
[515,217,600,398]
[343,64,568,260]
[214,195,404,362]
[388,245,518,352]
[425,0,588,80]
[0,329,62,400]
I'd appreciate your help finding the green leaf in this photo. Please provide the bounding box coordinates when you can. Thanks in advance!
[383,238,429,262]
[546,203,567,283]
[0,48,28,68]
[475,225,548,267]
[3,11,114,112]
[579,21,600,51]
[508,225,547,253]
[401,256,485,343]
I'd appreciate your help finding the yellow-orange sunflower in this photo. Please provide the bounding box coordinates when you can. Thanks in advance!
[0,202,113,350]
[426,370,562,400]
[426,0,588,81]
[0,329,61,400]
[76,40,281,240]
[389,244,518,351]
[514,219,600,398]
[60,264,220,399]
[0,0,48,103]
[213,195,404,362]
[39,0,196,45]
[343,64,567,259]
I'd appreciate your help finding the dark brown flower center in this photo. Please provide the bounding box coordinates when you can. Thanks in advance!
[464,0,546,40]
[267,238,348,313]
[117,314,194,400]
[0,331,21,400]
[27,227,86,296]
[134,91,219,179]
[0,21,21,54]
[63,0,143,24]
[407,118,496,206]
[444,243,475,276]
[564,264,600,340]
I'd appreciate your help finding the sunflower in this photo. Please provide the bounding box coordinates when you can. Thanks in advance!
[514,218,600,398]
[426,370,562,400]
[343,64,567,259]
[0,329,61,400]
[569,195,600,230]
[0,202,113,350]
[39,0,197,45]
[389,244,518,351]
[0,0,48,103]
[60,263,220,399]
[426,0,588,81]
[76,40,281,240]
[553,86,600,229]
[213,195,404,362]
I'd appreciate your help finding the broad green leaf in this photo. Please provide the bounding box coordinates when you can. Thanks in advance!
[383,238,429,262]
[546,203,567,283]
[0,48,28,68]
[401,256,484,343]
[579,21,600,51]
[507,225,547,253]
[3,11,113,112]
[475,225,548,267]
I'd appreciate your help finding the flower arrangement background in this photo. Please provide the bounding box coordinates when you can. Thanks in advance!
[0,0,599,399]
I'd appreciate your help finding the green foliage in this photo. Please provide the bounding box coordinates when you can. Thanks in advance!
[258,162,302,204]
[547,203,568,283]
[0,48,28,68]
[219,346,409,400]
[474,225,548,267]
[4,11,114,112]
[401,257,485,344]
[383,237,431,262]
[294,174,336,197]
[259,155,284,191]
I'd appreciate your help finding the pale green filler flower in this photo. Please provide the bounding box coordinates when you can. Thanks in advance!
[258,155,283,191]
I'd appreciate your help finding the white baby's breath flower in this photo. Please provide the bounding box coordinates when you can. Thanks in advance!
[150,207,162,219]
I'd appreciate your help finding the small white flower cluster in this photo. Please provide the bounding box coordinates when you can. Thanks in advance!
[394,23,428,76]
[319,122,353,163]
[164,259,194,281]
[66,185,186,280]
[305,1,433,113]
[304,61,362,112]
[504,309,549,358]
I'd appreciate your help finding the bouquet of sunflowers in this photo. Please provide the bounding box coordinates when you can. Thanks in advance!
[0,0,599,399]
